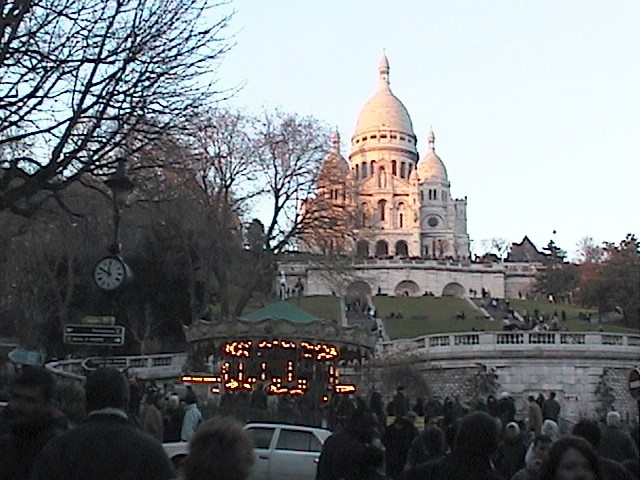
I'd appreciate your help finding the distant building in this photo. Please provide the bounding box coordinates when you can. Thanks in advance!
[287,56,543,300]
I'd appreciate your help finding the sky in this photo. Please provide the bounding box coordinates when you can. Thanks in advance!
[212,0,640,260]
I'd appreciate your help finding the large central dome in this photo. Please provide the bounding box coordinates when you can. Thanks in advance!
[354,55,415,137]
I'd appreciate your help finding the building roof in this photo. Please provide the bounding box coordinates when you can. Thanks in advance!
[353,55,415,137]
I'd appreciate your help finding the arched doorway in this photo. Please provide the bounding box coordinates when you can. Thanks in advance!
[375,240,389,257]
[442,282,465,298]
[394,280,420,297]
[356,240,370,258]
[347,281,372,297]
[395,240,409,257]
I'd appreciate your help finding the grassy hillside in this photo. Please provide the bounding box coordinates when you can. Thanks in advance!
[253,295,638,339]
[374,296,500,338]
[509,299,634,333]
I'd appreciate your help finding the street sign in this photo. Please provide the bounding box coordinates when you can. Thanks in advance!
[63,324,125,346]
[81,315,116,326]
[81,356,128,371]
[629,367,640,400]
[8,348,45,366]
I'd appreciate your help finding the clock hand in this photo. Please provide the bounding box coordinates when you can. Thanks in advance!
[99,267,110,275]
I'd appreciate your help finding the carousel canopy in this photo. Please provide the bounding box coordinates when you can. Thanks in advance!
[184,301,378,351]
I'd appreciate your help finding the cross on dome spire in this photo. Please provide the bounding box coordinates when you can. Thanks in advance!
[330,128,340,153]
[378,52,390,86]
[428,128,436,151]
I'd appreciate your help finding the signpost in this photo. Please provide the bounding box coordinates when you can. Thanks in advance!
[81,356,128,371]
[629,367,640,426]
[63,324,125,346]
[81,315,116,326]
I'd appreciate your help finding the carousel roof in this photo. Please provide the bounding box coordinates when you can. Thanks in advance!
[184,301,378,351]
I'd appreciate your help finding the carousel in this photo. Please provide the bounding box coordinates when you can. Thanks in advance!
[179,301,378,424]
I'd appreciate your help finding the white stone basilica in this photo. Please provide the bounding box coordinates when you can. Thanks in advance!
[286,55,540,299]
[342,54,469,261]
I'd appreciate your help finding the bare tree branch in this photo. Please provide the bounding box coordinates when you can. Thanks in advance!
[1,0,235,215]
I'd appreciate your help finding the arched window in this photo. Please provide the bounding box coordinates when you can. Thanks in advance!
[370,160,376,176]
[378,199,387,222]
[400,162,407,178]
[395,240,409,257]
[397,202,405,228]
[356,240,369,258]
[375,240,389,257]
[355,164,360,179]
[362,162,368,178]
[391,160,397,176]
[378,167,387,188]
[360,202,368,227]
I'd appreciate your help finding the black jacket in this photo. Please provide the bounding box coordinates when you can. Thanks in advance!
[29,411,174,480]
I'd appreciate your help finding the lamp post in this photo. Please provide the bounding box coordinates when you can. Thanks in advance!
[105,158,134,255]
[92,158,134,293]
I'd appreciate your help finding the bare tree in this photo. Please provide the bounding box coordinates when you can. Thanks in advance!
[231,110,330,314]
[0,0,234,215]
[575,236,604,264]
[249,110,330,253]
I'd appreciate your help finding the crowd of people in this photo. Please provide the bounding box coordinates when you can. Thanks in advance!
[317,389,639,480]
[0,365,249,480]
[0,365,638,480]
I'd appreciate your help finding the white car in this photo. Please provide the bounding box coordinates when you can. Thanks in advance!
[163,422,332,480]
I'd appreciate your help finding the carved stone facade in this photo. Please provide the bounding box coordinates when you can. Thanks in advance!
[291,56,541,299]
[304,55,470,261]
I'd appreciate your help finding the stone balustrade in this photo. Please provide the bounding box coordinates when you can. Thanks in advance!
[377,331,640,361]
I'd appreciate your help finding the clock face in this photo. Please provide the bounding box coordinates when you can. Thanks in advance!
[428,216,439,228]
[93,256,128,291]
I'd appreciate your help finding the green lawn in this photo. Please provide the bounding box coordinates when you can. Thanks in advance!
[374,296,500,339]
[509,299,635,333]
[248,295,638,339]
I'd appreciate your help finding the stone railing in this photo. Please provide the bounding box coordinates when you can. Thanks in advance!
[46,352,187,381]
[376,331,640,360]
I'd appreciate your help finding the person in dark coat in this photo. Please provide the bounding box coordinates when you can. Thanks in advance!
[495,421,528,480]
[573,418,637,480]
[30,368,174,480]
[316,407,381,480]
[541,391,560,422]
[0,366,67,480]
[163,393,183,442]
[382,413,418,478]
[405,425,446,470]
[399,411,503,480]
[598,412,639,466]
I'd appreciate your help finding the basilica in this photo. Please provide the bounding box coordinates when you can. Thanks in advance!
[285,56,540,300]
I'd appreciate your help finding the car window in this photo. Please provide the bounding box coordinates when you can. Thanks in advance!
[275,429,322,452]
[247,427,275,450]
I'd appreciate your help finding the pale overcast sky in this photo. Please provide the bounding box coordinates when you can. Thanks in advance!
[214,0,640,259]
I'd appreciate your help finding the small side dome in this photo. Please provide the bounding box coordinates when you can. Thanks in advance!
[321,129,350,175]
[417,129,448,182]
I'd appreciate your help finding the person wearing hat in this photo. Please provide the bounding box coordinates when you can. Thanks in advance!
[496,421,528,480]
